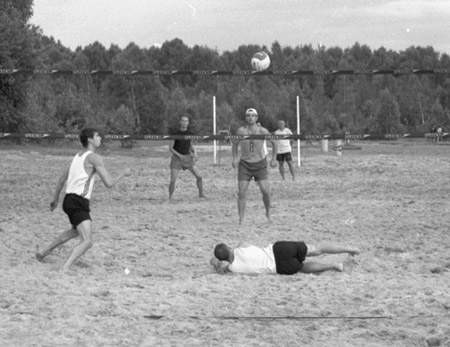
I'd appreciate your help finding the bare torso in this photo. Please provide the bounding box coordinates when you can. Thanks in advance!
[238,125,269,163]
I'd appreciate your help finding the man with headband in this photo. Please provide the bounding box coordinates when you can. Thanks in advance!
[232,108,277,224]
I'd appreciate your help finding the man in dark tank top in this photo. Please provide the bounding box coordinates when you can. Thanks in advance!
[169,115,205,200]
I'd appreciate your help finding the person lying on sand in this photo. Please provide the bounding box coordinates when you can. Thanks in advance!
[210,241,359,275]
[36,128,131,272]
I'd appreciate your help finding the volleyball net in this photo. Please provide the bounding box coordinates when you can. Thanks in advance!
[0,132,447,141]
[1,68,450,76]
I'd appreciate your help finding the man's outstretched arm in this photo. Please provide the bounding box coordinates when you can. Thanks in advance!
[90,154,131,188]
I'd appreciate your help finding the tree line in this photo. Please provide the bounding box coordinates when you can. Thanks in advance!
[1,0,450,136]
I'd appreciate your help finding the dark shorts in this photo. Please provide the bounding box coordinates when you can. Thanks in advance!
[170,154,194,171]
[276,152,292,162]
[62,194,91,228]
[273,241,308,275]
[238,159,268,182]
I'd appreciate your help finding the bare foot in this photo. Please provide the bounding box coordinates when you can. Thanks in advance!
[60,265,71,274]
[348,248,360,256]
[35,246,44,262]
[335,263,344,272]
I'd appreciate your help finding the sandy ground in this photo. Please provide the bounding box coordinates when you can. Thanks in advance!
[0,140,449,346]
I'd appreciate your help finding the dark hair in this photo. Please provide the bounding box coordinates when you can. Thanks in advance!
[79,128,97,148]
[214,243,229,261]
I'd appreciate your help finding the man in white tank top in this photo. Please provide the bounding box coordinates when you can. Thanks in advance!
[232,108,277,224]
[36,128,131,272]
[211,241,360,275]
[274,120,295,181]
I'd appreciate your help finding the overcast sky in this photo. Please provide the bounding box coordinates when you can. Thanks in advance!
[31,0,450,54]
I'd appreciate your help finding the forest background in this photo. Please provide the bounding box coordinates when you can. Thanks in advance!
[2,0,450,136]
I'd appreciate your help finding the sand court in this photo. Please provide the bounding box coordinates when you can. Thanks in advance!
[0,141,449,346]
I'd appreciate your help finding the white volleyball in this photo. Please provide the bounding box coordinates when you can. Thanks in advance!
[251,51,271,71]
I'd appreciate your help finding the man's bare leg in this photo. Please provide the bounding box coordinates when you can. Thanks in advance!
[188,167,205,198]
[278,162,285,180]
[36,228,78,261]
[287,161,295,181]
[301,261,343,273]
[169,168,180,200]
[197,177,205,198]
[61,220,93,272]
[307,244,360,257]
[257,180,271,222]
[238,180,250,224]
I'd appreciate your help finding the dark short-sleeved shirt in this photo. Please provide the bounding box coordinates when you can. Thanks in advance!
[173,130,193,155]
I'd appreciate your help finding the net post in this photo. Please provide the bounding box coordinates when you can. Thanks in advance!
[296,95,301,168]
[213,96,217,165]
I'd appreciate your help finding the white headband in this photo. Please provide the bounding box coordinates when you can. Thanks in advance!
[245,108,258,115]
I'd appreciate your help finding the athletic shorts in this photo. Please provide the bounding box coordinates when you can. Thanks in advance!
[276,152,292,162]
[238,159,268,182]
[273,241,308,275]
[170,154,194,171]
[62,194,91,228]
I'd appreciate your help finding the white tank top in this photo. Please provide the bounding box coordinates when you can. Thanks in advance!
[274,128,293,154]
[229,245,276,274]
[66,151,95,199]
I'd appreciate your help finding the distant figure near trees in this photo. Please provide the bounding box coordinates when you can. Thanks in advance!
[431,125,444,143]
[436,126,443,142]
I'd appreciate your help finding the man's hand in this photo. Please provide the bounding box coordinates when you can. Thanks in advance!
[210,257,229,274]
[270,158,277,168]
[50,200,58,211]
[180,154,194,167]
[113,168,132,186]
[232,158,239,169]
[122,168,132,177]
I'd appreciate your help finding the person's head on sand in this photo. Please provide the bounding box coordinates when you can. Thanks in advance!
[214,243,231,261]
[79,128,101,150]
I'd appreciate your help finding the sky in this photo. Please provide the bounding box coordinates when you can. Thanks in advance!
[30,0,450,54]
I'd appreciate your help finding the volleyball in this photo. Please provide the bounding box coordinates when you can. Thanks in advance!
[251,51,271,71]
